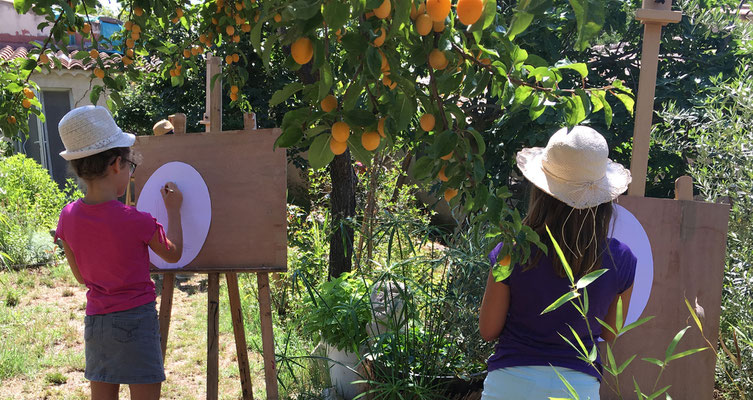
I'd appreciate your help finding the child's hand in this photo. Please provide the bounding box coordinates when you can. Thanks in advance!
[161,182,183,212]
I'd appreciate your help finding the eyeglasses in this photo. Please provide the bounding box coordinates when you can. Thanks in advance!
[124,159,138,175]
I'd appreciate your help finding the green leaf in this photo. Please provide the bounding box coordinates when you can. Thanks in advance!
[90,85,103,105]
[318,63,333,101]
[575,268,607,289]
[545,225,574,283]
[270,82,305,107]
[646,386,671,400]
[665,326,690,361]
[492,263,513,282]
[612,91,635,116]
[275,125,304,148]
[347,134,373,166]
[13,0,32,13]
[341,32,368,57]
[21,58,37,71]
[322,0,350,30]
[365,47,383,79]
[291,0,322,19]
[564,95,587,127]
[507,11,533,39]
[550,366,579,399]
[518,0,552,14]
[393,93,415,132]
[541,291,580,314]
[615,295,624,332]
[556,62,588,78]
[344,109,376,127]
[250,19,263,57]
[411,156,434,181]
[308,133,335,169]
[617,354,637,374]
[470,128,486,156]
[568,0,605,52]
[685,297,704,335]
[666,347,707,363]
[620,315,655,335]
[641,357,664,368]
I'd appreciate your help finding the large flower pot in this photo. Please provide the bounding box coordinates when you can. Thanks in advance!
[327,345,367,400]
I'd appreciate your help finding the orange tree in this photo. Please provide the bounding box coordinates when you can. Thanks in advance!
[6,0,633,277]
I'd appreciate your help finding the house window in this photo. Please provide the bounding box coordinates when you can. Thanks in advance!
[18,90,72,188]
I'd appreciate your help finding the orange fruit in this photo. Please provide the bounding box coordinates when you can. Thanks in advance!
[230,92,238,101]
[480,57,491,66]
[94,67,105,79]
[126,38,135,48]
[176,7,184,17]
[438,165,448,181]
[417,2,426,14]
[231,85,239,94]
[254,12,260,22]
[415,13,432,36]
[433,20,444,32]
[122,56,133,65]
[444,188,458,202]
[242,23,251,32]
[233,34,241,43]
[456,0,483,25]
[362,131,381,151]
[274,13,282,22]
[419,113,435,131]
[226,25,235,35]
[379,50,390,73]
[441,151,453,160]
[200,34,207,43]
[191,46,200,56]
[169,69,177,77]
[374,0,391,19]
[291,37,313,65]
[235,3,243,10]
[365,11,375,18]
[22,98,31,109]
[498,254,511,266]
[126,49,134,58]
[183,49,191,58]
[377,117,386,137]
[232,53,239,62]
[225,54,234,64]
[23,88,34,99]
[132,24,141,34]
[7,116,16,124]
[321,95,337,112]
[38,53,49,64]
[212,17,219,25]
[373,27,386,47]
[382,74,397,89]
[332,121,350,142]
[410,2,419,19]
[429,49,448,70]
[134,6,144,16]
[426,0,450,22]
[235,15,244,25]
[82,23,91,34]
[125,21,133,30]
[330,137,347,155]
[89,49,99,59]
[131,31,140,40]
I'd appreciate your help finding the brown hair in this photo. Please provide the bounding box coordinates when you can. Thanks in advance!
[523,184,614,279]
[70,147,131,181]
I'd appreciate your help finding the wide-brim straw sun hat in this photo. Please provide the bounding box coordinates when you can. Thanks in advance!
[516,125,632,209]
[152,119,174,136]
[58,105,135,160]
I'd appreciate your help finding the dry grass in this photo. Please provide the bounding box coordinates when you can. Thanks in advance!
[0,263,318,400]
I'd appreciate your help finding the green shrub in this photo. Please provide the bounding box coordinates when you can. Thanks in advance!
[0,154,81,267]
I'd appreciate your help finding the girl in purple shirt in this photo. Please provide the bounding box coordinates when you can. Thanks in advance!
[55,106,184,400]
[479,126,637,399]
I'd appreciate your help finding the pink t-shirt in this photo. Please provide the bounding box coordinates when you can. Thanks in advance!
[55,199,165,316]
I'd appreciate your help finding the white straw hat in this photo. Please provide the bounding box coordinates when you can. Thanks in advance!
[152,119,174,136]
[516,126,632,209]
[58,105,135,160]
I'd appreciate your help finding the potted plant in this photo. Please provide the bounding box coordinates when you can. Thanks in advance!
[300,272,373,400]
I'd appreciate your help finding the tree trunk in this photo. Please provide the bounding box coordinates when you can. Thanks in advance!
[329,149,357,280]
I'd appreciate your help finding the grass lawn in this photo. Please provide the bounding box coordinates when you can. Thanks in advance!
[0,263,324,399]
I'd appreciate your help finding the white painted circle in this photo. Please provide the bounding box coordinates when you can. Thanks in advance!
[609,204,653,328]
[136,161,211,269]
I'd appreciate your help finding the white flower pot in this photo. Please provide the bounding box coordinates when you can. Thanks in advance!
[327,345,366,400]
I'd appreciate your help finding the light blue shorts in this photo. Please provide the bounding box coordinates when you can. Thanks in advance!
[481,365,600,400]
[84,301,165,384]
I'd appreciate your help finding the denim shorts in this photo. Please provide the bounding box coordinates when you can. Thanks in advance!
[84,301,166,384]
[481,365,600,399]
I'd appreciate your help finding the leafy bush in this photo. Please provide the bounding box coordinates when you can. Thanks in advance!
[656,62,753,398]
[0,154,81,267]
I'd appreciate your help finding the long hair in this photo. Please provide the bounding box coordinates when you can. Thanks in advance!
[523,184,614,279]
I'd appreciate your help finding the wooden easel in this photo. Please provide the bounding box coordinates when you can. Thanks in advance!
[127,54,281,400]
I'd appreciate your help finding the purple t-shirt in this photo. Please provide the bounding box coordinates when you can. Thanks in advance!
[486,238,636,380]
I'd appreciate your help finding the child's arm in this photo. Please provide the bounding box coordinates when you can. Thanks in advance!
[59,240,85,285]
[479,268,511,342]
[601,285,633,342]
[149,182,183,263]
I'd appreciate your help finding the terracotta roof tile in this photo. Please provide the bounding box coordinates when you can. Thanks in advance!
[0,45,124,70]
